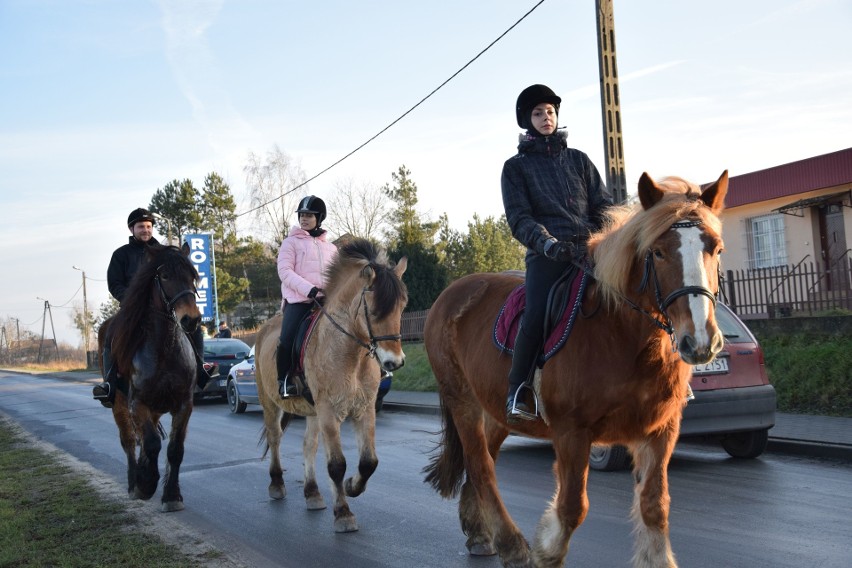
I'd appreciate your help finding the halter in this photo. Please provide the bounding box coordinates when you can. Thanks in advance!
[154,266,197,323]
[313,286,402,360]
[627,219,718,351]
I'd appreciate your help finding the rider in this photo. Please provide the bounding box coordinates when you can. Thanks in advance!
[276,195,338,399]
[93,207,210,407]
[501,84,612,422]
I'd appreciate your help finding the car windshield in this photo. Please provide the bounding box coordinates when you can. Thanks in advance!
[205,340,250,358]
[715,305,748,342]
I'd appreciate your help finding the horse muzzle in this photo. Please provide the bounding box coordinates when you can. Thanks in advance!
[677,329,723,365]
[180,314,201,334]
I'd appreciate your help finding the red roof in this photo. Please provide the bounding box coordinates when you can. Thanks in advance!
[724,147,852,208]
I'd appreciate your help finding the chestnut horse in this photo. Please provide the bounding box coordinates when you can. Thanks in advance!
[423,172,728,567]
[97,244,201,512]
[254,238,408,532]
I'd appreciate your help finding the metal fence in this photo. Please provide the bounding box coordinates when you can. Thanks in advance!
[401,309,429,341]
[724,258,852,318]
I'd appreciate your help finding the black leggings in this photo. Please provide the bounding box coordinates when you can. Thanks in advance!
[277,301,312,375]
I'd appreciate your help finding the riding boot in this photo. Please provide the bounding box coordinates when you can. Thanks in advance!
[276,342,299,399]
[93,345,118,408]
[506,325,541,422]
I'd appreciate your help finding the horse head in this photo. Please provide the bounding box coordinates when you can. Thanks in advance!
[326,239,409,372]
[147,245,202,333]
[633,170,728,364]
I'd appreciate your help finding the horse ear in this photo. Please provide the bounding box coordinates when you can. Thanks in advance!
[181,241,191,258]
[394,256,408,278]
[638,172,665,210]
[701,170,728,214]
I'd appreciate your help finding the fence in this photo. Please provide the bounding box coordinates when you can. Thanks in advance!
[400,309,429,341]
[725,258,852,318]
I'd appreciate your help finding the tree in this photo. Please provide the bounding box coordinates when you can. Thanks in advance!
[244,145,309,243]
[326,177,389,241]
[382,165,448,310]
[71,303,96,350]
[442,214,525,280]
[94,299,119,331]
[198,172,238,252]
[149,178,202,242]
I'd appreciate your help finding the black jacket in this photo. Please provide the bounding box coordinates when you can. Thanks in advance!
[501,130,612,257]
[107,236,160,303]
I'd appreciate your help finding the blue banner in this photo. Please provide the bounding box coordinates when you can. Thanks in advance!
[184,233,214,322]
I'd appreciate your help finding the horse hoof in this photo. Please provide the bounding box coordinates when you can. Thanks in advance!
[343,477,363,498]
[467,542,497,556]
[268,485,286,500]
[161,501,185,513]
[306,495,326,510]
[333,515,359,533]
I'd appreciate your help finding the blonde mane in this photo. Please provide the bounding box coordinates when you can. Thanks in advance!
[589,176,723,309]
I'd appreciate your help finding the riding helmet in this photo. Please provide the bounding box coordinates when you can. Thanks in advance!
[296,195,327,225]
[515,84,561,129]
[127,207,156,228]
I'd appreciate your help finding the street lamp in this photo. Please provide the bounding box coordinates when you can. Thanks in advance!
[72,266,89,355]
[151,212,174,245]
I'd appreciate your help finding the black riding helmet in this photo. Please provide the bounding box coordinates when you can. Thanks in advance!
[127,207,156,228]
[515,84,562,130]
[296,195,327,226]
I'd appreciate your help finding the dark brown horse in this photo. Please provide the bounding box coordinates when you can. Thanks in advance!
[423,172,728,567]
[97,244,201,512]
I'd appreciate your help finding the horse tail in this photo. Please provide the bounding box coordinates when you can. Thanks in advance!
[258,413,293,459]
[422,401,466,499]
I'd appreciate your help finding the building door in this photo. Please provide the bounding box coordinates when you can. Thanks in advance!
[818,202,850,292]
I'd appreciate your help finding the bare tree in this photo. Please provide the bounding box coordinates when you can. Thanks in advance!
[326,177,391,241]
[243,145,308,242]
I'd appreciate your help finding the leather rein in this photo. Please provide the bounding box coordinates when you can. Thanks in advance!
[312,286,402,360]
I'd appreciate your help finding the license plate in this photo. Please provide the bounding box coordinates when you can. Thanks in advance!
[692,358,729,375]
[218,379,228,387]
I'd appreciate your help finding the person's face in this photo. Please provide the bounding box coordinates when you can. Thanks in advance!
[299,212,318,231]
[530,103,558,136]
[131,221,153,242]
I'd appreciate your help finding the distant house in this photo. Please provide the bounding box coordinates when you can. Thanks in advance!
[717,148,852,316]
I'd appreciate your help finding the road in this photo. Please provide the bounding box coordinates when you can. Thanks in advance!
[1,370,850,568]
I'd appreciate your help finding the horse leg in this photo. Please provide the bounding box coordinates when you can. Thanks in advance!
[111,392,138,497]
[531,431,593,568]
[629,432,678,568]
[460,415,509,557]
[161,405,192,512]
[132,405,161,501]
[317,407,357,533]
[302,415,326,510]
[342,408,378,498]
[261,399,286,500]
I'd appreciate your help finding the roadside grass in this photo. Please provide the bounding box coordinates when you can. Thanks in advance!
[0,417,215,568]
[392,342,437,392]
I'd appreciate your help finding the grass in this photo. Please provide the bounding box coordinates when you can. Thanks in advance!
[0,417,221,568]
[393,342,437,392]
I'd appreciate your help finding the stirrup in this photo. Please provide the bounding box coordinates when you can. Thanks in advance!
[279,376,299,399]
[507,383,539,422]
[93,382,113,408]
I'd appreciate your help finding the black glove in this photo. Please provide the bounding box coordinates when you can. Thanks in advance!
[543,239,576,262]
[307,287,320,299]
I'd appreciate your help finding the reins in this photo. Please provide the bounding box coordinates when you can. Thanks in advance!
[312,286,402,360]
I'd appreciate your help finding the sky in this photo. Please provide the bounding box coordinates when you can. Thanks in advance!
[1,0,850,348]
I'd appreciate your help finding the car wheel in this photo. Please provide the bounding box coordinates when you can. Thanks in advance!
[589,444,632,471]
[721,429,769,459]
[227,380,247,414]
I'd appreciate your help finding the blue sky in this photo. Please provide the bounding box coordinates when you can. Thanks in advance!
[2,0,850,347]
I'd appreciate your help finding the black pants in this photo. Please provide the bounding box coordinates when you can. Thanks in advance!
[277,301,312,379]
[508,254,574,389]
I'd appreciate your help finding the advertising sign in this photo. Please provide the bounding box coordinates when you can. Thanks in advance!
[184,233,214,322]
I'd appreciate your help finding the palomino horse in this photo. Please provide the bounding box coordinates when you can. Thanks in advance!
[423,172,728,568]
[97,244,201,512]
[254,238,408,532]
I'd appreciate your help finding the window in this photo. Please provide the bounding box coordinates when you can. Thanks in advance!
[746,214,787,268]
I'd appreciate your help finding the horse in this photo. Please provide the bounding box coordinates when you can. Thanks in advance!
[96,244,201,512]
[254,238,408,532]
[423,171,728,568]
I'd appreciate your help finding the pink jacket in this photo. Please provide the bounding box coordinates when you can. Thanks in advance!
[277,226,338,307]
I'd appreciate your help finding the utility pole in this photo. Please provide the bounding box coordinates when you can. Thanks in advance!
[73,266,90,355]
[36,299,59,363]
[596,0,628,204]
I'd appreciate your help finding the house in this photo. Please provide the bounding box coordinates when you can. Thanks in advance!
[717,148,852,317]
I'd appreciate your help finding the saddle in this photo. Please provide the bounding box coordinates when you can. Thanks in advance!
[493,266,589,365]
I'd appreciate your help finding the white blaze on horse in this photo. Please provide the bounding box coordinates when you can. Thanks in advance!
[254,238,408,532]
[423,172,728,568]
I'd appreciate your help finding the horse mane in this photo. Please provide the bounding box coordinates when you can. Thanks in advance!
[589,176,723,308]
[112,244,197,369]
[324,238,407,320]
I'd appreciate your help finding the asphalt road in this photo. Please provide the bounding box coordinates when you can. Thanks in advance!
[1,371,850,568]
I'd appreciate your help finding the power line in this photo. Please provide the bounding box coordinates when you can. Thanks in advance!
[237,0,548,218]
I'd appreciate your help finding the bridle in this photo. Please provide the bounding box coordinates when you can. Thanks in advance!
[625,219,718,351]
[154,265,198,323]
[313,286,402,360]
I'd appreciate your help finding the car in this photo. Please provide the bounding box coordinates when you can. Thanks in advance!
[199,337,251,401]
[589,302,777,471]
[226,346,393,414]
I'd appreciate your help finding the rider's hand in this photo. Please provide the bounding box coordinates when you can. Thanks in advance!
[307,287,321,299]
[543,239,576,262]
